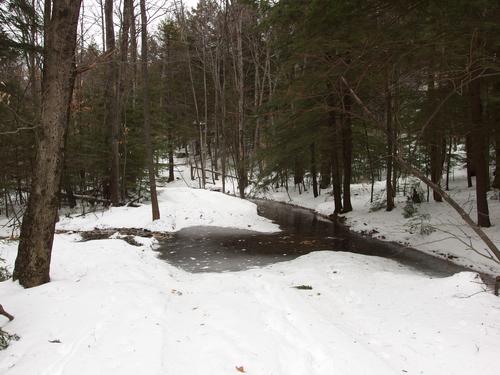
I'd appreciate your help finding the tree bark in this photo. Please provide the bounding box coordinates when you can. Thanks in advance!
[310,143,318,197]
[465,135,474,188]
[161,26,175,183]
[140,0,160,220]
[104,0,121,206]
[493,126,500,189]
[469,71,491,227]
[129,0,138,107]
[328,92,343,213]
[425,77,445,202]
[319,148,331,189]
[341,93,353,212]
[235,7,247,198]
[385,68,395,211]
[14,0,82,288]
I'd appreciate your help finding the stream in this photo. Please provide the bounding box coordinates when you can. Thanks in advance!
[155,199,467,276]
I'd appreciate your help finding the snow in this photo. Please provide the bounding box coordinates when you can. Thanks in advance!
[0,235,499,374]
[56,187,279,233]
[0,158,499,373]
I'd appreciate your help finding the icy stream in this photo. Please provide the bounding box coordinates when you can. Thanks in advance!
[156,199,468,275]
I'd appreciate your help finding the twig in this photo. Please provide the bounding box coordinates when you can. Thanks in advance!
[0,125,39,135]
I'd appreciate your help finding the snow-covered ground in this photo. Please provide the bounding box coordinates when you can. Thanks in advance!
[56,187,279,234]
[1,234,499,374]
[0,159,499,374]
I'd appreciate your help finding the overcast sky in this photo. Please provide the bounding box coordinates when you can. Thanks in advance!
[79,0,199,48]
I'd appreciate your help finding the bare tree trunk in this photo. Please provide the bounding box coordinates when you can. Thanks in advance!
[14,0,82,288]
[445,136,453,191]
[235,8,246,198]
[161,26,175,183]
[140,0,159,220]
[104,0,121,205]
[201,21,209,186]
[130,0,138,107]
[220,1,230,194]
[491,81,500,189]
[176,1,205,189]
[385,68,395,211]
[99,0,106,52]
[469,68,490,227]
[493,127,500,189]
[327,90,342,213]
[361,123,376,202]
[425,76,445,202]
[466,135,474,188]
[310,143,318,197]
[341,92,353,212]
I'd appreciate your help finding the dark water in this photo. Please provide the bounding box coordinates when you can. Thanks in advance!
[155,199,468,276]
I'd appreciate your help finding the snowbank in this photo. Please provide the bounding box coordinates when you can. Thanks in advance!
[0,237,498,374]
[57,187,279,233]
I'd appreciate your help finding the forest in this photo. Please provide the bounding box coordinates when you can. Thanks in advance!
[0,1,500,373]
[2,0,500,211]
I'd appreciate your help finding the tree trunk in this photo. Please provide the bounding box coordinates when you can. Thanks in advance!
[445,136,453,191]
[310,143,318,198]
[341,93,353,212]
[140,0,160,220]
[168,147,175,182]
[363,123,375,203]
[235,8,246,198]
[319,148,331,189]
[104,0,121,206]
[129,0,138,107]
[425,76,445,202]
[327,93,343,213]
[161,26,175,183]
[466,135,474,188]
[469,68,490,227]
[385,68,395,211]
[14,0,82,288]
[493,109,500,189]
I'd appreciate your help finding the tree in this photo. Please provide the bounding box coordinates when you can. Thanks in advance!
[103,0,121,205]
[140,0,160,220]
[13,0,82,288]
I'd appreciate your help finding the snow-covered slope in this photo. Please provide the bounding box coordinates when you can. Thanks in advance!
[0,235,499,374]
[56,187,279,233]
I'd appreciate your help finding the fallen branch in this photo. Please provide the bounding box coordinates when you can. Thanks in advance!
[61,193,110,205]
[0,125,39,135]
[0,304,14,321]
[56,228,172,241]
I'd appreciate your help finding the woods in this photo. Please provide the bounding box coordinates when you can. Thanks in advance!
[1,0,500,287]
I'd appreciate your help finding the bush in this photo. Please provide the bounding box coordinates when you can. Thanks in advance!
[402,199,418,218]
[369,191,387,212]
[0,329,19,350]
[0,257,11,282]
[406,213,436,235]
